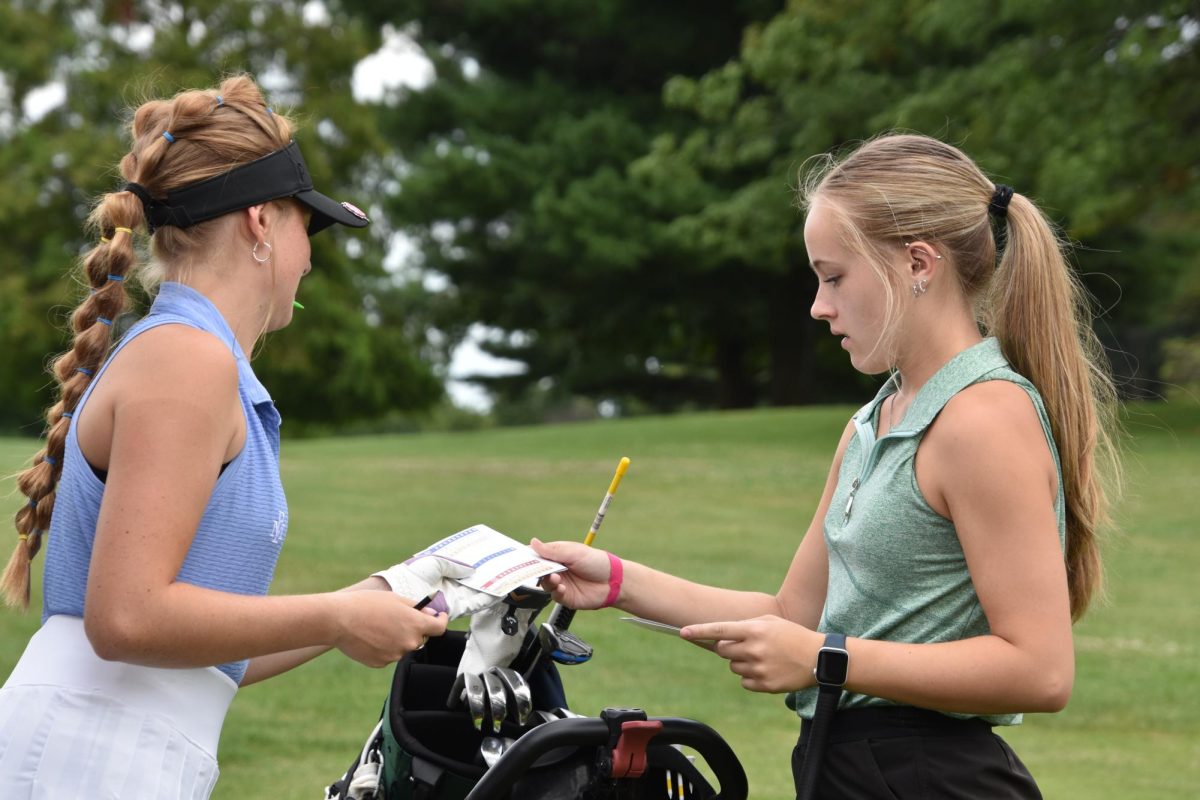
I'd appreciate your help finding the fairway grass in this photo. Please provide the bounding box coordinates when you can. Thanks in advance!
[1,401,1196,799]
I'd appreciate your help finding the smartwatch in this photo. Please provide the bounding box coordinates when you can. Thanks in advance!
[813,632,849,687]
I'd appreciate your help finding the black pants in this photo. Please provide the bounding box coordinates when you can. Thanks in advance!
[792,706,1042,800]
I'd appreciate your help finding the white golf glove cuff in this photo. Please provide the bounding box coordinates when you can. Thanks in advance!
[372,562,436,602]
[373,554,477,603]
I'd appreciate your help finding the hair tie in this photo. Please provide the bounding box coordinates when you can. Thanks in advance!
[100,236,111,244]
[988,185,1014,219]
[43,455,57,467]
[97,317,113,326]
[107,274,125,282]
[76,367,94,377]
[113,226,133,236]
[215,95,224,107]
[28,498,38,509]
[266,106,274,115]
[62,411,74,419]
[162,131,176,144]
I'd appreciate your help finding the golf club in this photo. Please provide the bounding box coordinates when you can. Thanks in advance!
[490,667,532,726]
[462,672,486,732]
[531,709,558,725]
[515,458,629,680]
[545,457,631,632]
[480,736,505,769]
[482,670,507,734]
[537,621,593,665]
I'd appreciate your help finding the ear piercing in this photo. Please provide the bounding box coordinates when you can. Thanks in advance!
[251,241,273,263]
[902,242,943,259]
[912,279,929,296]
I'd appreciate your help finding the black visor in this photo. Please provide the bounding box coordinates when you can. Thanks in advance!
[127,141,370,236]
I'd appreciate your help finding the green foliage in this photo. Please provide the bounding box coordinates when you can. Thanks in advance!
[0,0,439,434]
[345,0,1197,417]
[346,0,799,414]
[648,0,1200,402]
[1160,336,1200,401]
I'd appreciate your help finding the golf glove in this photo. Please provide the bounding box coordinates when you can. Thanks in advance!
[373,555,495,619]
[457,584,551,676]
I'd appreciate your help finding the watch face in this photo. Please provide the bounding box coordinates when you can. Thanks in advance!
[815,648,849,685]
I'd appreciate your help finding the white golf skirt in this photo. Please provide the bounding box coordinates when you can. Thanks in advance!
[0,615,237,799]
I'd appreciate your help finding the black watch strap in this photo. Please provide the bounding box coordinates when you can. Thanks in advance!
[796,633,849,800]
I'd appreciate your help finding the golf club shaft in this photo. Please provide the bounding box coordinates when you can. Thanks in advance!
[547,457,630,630]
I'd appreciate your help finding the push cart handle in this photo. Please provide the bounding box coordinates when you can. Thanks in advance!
[462,716,748,800]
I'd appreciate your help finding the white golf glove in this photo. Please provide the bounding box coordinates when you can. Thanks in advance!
[373,555,495,619]
[457,584,550,676]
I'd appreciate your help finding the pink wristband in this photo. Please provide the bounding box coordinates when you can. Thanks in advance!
[601,552,623,608]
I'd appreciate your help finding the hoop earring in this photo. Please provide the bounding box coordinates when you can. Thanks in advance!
[912,279,929,297]
[252,241,273,263]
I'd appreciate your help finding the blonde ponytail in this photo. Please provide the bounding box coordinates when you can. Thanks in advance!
[798,133,1120,621]
[986,193,1120,620]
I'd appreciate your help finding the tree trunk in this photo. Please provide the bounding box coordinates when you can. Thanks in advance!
[713,333,758,409]
[767,265,816,406]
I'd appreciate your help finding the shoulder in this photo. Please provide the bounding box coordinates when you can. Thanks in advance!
[111,323,239,404]
[922,378,1056,497]
[933,379,1045,446]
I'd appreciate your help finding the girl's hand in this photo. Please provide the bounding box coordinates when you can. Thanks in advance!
[530,539,616,610]
[681,615,823,694]
[332,591,448,667]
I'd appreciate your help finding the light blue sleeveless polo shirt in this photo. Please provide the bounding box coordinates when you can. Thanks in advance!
[788,338,1065,725]
[41,282,289,684]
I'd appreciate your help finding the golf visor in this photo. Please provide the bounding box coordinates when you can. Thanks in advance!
[128,140,369,236]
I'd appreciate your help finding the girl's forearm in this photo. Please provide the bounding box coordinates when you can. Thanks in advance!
[617,559,780,627]
[845,634,1073,714]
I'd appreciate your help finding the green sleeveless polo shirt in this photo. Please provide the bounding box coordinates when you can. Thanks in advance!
[787,337,1065,726]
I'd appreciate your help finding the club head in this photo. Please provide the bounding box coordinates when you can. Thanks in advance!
[532,709,558,725]
[482,671,507,734]
[490,667,533,726]
[538,622,593,665]
[480,736,504,768]
[462,672,486,732]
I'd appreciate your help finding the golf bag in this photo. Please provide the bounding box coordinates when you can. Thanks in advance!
[326,630,748,800]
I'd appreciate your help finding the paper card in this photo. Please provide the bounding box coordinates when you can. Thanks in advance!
[619,616,718,651]
[416,524,566,597]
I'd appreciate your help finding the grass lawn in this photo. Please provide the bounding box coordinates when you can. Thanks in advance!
[1,401,1196,799]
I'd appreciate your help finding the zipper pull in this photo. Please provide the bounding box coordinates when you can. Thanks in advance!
[843,478,860,523]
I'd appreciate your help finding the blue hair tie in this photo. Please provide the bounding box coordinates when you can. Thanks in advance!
[43,455,57,467]
[162,131,176,144]
[216,95,224,107]
[97,317,113,326]
[62,411,74,419]
[76,367,94,377]
[28,498,38,508]
[107,274,125,282]
[266,107,274,115]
